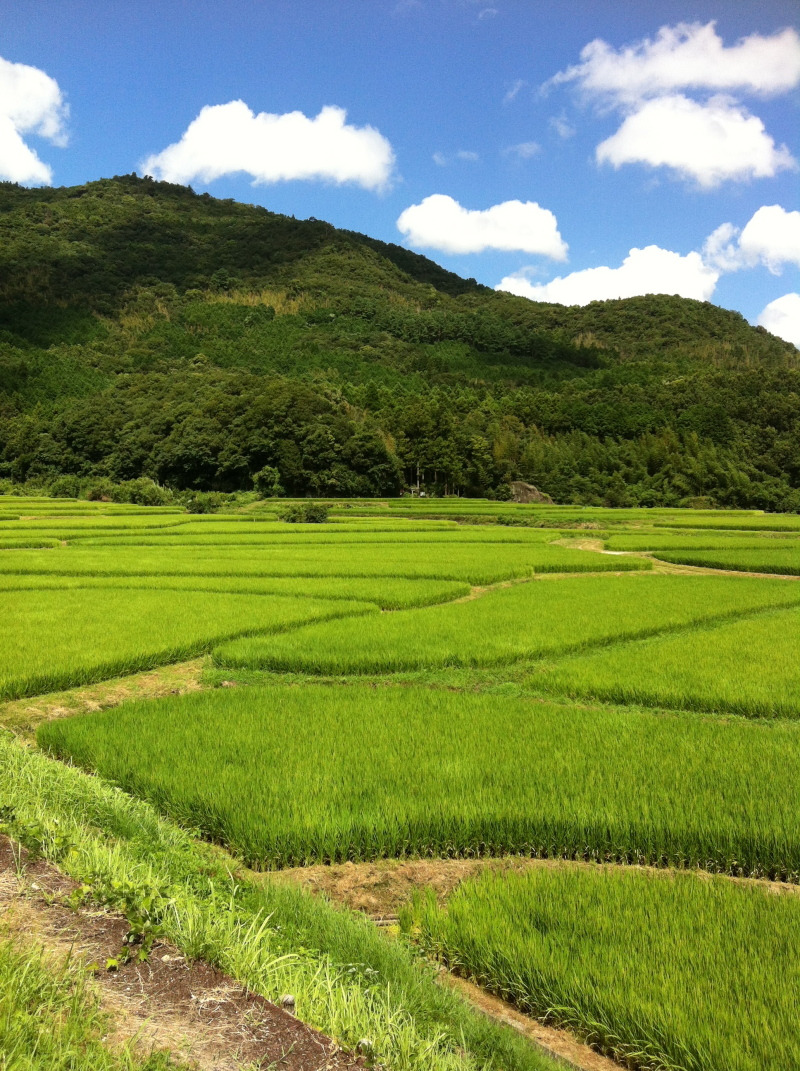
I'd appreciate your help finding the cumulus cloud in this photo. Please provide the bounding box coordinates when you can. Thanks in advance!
[548,23,800,188]
[396,194,567,257]
[758,293,800,347]
[142,101,395,191]
[0,55,68,184]
[596,94,795,187]
[739,205,800,272]
[497,245,718,305]
[703,205,800,274]
[549,23,800,104]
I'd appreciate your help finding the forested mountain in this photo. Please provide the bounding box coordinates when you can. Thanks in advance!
[1,174,798,508]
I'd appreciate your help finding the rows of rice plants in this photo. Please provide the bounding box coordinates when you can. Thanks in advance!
[603,531,800,551]
[537,604,800,717]
[74,527,576,547]
[1,589,375,699]
[37,682,800,875]
[654,547,800,575]
[0,573,469,609]
[403,865,800,1071]
[0,541,648,583]
[213,573,800,674]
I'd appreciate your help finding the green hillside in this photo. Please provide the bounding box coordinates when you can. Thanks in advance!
[1,174,798,507]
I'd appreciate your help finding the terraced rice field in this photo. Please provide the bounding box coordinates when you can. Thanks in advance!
[404,865,800,1071]
[4,494,800,1071]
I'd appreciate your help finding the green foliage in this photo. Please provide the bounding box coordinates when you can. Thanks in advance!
[0,176,797,506]
[404,865,800,1071]
[279,502,331,523]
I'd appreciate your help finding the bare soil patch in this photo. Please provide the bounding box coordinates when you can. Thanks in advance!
[0,836,361,1071]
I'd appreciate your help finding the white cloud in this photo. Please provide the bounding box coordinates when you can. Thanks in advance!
[497,245,718,305]
[550,23,800,104]
[396,194,567,257]
[504,141,540,159]
[758,293,800,347]
[549,114,576,139]
[596,94,796,188]
[703,205,800,274]
[503,78,527,104]
[739,205,800,273]
[432,149,479,166]
[142,101,395,191]
[0,55,68,184]
[702,221,743,273]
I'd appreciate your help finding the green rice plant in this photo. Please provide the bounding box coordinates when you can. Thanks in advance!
[213,573,800,675]
[0,733,558,1071]
[0,589,375,699]
[73,526,575,547]
[37,682,800,875]
[654,547,800,574]
[0,573,469,609]
[403,865,800,1071]
[0,933,181,1069]
[0,541,647,584]
[538,605,800,717]
[654,515,800,531]
[604,532,800,551]
[0,537,61,549]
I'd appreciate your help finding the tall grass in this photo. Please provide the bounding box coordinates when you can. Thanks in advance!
[0,934,180,1069]
[38,682,800,875]
[538,605,800,717]
[213,573,800,674]
[1,589,374,699]
[404,865,800,1071]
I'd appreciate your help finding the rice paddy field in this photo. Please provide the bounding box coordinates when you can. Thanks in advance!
[4,492,800,1071]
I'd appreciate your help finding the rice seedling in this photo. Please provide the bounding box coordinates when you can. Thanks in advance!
[537,604,800,717]
[403,864,800,1071]
[37,682,800,875]
[0,589,375,699]
[213,573,800,675]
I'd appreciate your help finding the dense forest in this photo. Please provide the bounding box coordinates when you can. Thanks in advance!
[1,174,798,508]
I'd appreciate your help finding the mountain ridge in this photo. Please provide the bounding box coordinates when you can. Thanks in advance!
[0,175,798,508]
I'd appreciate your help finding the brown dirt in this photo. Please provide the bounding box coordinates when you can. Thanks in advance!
[0,836,361,1071]
[442,975,620,1071]
[270,854,799,921]
[0,659,206,738]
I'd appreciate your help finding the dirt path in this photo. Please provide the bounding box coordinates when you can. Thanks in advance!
[0,659,206,738]
[0,835,360,1071]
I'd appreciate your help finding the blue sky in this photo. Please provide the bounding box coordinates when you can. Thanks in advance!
[2,0,799,342]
